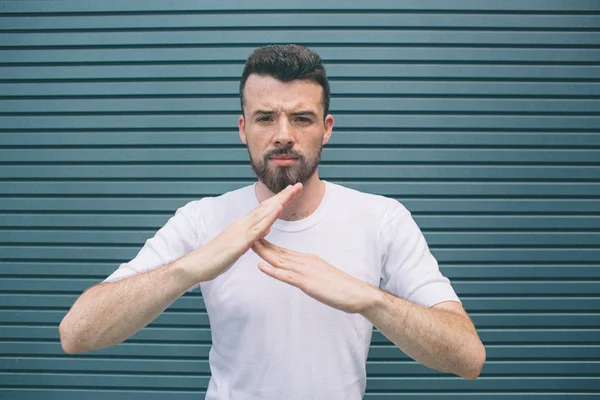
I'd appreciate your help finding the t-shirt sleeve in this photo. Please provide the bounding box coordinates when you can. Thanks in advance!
[102,200,205,293]
[379,200,460,308]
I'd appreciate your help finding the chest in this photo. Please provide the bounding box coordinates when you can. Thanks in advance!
[200,226,382,323]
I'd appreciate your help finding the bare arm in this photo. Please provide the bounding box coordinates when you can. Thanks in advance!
[361,290,486,380]
[59,183,303,355]
[251,239,485,380]
[59,257,197,354]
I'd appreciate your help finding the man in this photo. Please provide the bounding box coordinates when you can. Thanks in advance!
[59,44,485,399]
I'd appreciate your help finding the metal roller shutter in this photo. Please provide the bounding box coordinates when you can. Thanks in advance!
[1,1,599,398]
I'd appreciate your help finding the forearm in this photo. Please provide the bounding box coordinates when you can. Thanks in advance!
[58,184,298,355]
[59,257,197,354]
[361,289,485,380]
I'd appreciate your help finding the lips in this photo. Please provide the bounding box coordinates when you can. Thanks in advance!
[271,156,298,160]
[269,156,298,166]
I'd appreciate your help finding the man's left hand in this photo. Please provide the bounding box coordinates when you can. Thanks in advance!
[251,238,377,314]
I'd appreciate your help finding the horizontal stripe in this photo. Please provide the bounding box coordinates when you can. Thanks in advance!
[1,0,599,12]
[2,182,600,198]
[363,396,600,399]
[1,358,599,378]
[2,309,600,328]
[2,47,599,64]
[2,132,599,147]
[4,98,600,113]
[0,372,210,389]
[4,326,600,345]
[0,245,600,264]
[2,277,600,296]
[1,230,599,247]
[0,355,600,378]
[365,376,600,391]
[1,214,598,230]
[3,30,600,47]
[2,293,600,311]
[0,391,594,400]
[2,165,600,181]
[2,65,599,81]
[0,390,594,400]
[1,198,599,214]
[2,115,600,130]
[0,372,598,391]
[2,148,600,163]
[1,341,599,360]
[3,81,600,97]
[3,14,600,31]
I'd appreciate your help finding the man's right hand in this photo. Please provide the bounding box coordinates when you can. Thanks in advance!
[183,182,303,283]
[59,182,302,354]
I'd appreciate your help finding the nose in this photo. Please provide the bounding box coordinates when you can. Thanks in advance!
[273,118,295,146]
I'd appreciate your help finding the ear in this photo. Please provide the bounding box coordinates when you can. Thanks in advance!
[322,114,334,145]
[238,114,247,145]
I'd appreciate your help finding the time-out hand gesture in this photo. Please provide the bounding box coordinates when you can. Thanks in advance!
[188,183,303,282]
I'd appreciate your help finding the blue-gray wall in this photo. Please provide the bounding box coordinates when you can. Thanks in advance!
[1,1,599,399]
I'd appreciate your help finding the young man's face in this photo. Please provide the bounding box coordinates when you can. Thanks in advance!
[238,74,334,194]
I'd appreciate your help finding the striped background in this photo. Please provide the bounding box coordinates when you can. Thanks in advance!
[1,1,599,398]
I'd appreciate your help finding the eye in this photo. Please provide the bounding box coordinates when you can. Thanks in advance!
[256,116,273,123]
[295,117,312,124]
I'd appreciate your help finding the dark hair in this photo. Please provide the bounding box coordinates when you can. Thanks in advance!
[239,44,331,118]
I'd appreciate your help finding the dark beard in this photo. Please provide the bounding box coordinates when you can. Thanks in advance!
[248,145,322,194]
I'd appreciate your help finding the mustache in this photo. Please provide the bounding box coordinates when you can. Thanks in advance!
[264,148,303,159]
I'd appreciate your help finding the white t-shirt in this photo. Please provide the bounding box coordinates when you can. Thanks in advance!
[104,180,460,399]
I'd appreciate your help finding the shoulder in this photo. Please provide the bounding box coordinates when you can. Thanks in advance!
[178,184,257,232]
[327,181,409,220]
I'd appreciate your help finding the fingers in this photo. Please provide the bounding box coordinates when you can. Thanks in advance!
[252,239,301,273]
[220,183,303,275]
[274,182,303,208]
[258,262,301,287]
[240,183,303,244]
[249,203,284,239]
[261,183,303,213]
[255,238,299,258]
[247,183,303,226]
[251,239,280,267]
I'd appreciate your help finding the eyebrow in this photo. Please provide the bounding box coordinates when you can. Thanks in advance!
[252,110,317,117]
[253,110,275,116]
[290,111,317,118]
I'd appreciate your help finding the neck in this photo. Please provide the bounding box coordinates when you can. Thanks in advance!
[255,172,325,221]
